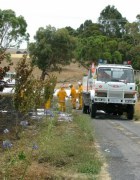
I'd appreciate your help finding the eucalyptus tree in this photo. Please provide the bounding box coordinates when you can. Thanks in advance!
[125,22,140,46]
[77,20,93,35]
[65,26,77,36]
[0,9,29,80]
[77,20,103,38]
[112,51,122,64]
[0,9,29,51]
[74,35,108,68]
[28,25,76,80]
[118,40,132,61]
[129,45,140,70]
[98,5,127,38]
[102,52,112,62]
[105,39,118,54]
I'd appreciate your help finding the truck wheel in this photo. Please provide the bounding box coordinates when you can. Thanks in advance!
[127,105,134,120]
[90,103,97,118]
[83,104,89,114]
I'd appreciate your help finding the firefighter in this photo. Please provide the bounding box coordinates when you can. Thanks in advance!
[77,81,83,110]
[57,84,68,112]
[69,84,77,109]
[45,98,51,109]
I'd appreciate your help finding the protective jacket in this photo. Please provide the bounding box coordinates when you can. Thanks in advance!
[57,87,67,112]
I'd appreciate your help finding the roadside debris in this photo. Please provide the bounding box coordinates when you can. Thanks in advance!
[58,112,73,122]
[29,108,73,122]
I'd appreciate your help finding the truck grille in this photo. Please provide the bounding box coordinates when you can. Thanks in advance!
[108,91,123,98]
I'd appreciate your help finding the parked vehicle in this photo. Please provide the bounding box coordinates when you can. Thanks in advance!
[3,71,16,87]
[82,63,138,120]
[0,80,8,91]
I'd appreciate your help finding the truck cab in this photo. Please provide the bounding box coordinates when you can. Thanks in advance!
[82,64,138,120]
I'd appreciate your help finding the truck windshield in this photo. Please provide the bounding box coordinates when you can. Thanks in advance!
[97,68,134,83]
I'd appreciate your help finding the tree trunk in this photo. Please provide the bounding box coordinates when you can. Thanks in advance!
[40,70,46,80]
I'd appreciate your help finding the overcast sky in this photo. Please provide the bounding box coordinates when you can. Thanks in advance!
[1,0,140,48]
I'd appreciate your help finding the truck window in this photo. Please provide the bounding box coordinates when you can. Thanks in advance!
[97,68,111,82]
[97,68,134,83]
[112,68,134,83]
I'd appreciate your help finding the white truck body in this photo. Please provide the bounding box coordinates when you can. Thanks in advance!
[82,64,138,120]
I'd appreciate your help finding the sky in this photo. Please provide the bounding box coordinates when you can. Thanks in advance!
[0,0,140,49]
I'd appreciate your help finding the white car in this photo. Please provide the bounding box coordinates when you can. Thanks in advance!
[3,72,16,87]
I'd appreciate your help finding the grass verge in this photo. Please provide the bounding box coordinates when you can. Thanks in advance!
[0,110,102,179]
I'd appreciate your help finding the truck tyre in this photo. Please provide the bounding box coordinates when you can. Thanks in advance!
[83,104,89,114]
[127,105,134,120]
[90,103,97,118]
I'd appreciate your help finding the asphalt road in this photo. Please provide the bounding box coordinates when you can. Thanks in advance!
[92,112,140,180]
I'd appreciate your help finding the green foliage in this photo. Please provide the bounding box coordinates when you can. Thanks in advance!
[13,55,35,113]
[112,51,122,64]
[98,5,128,38]
[0,9,29,81]
[44,75,57,102]
[129,45,140,69]
[13,54,57,114]
[0,50,12,81]
[77,159,102,174]
[0,9,29,50]
[65,26,77,36]
[77,20,103,38]
[74,35,108,68]
[18,151,26,161]
[102,52,112,62]
[28,25,76,80]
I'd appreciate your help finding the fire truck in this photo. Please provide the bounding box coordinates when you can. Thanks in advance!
[82,63,138,120]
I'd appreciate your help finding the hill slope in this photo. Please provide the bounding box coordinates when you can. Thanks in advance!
[1,54,87,88]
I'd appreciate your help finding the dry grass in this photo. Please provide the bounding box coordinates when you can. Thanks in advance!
[1,55,87,88]
[134,100,140,120]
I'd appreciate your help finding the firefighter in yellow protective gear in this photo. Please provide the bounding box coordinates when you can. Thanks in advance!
[57,85,68,112]
[69,84,77,109]
[77,82,83,110]
[45,98,51,109]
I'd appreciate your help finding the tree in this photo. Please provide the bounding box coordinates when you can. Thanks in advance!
[129,45,140,69]
[74,35,108,68]
[124,22,140,45]
[0,9,29,51]
[0,9,29,80]
[65,26,77,36]
[77,20,103,38]
[28,25,76,80]
[102,52,112,62]
[112,51,122,64]
[98,5,127,38]
[118,40,132,61]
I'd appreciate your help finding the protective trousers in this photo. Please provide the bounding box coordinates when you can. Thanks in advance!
[71,97,76,109]
[59,101,66,112]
